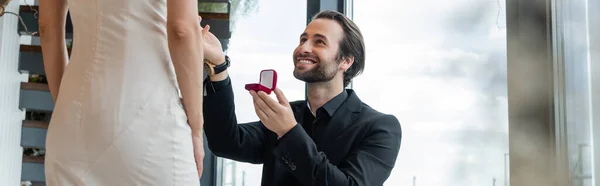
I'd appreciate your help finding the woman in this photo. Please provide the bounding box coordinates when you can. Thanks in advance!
[39,0,208,184]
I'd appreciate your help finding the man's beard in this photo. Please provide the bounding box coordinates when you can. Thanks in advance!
[293,60,340,83]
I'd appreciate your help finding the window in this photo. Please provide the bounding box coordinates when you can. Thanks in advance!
[220,0,307,185]
[351,0,509,185]
[553,0,597,185]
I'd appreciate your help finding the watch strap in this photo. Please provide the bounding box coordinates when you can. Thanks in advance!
[213,55,230,74]
[204,55,230,76]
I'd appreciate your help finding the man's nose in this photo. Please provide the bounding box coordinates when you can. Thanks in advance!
[298,42,312,54]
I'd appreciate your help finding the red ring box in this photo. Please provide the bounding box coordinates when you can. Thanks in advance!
[245,69,278,94]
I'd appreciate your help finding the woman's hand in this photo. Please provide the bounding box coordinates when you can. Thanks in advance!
[192,133,205,178]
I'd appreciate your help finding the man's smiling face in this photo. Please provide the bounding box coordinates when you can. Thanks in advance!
[292,18,345,83]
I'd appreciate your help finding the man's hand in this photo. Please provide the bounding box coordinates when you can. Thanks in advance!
[250,88,297,138]
[192,134,205,178]
[199,16,225,64]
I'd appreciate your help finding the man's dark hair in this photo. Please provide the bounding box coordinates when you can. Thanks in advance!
[313,10,365,88]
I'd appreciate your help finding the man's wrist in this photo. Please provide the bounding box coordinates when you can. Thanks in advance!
[205,55,229,81]
[215,55,226,65]
[208,55,226,66]
[277,123,298,138]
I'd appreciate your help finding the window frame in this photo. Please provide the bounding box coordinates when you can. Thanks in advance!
[505,0,570,184]
[507,0,599,185]
[588,0,600,184]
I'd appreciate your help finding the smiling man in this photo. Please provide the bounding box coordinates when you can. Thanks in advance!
[202,10,402,186]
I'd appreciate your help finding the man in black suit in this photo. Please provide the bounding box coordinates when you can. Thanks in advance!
[200,10,402,186]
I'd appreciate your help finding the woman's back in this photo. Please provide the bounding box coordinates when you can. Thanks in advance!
[44,0,201,185]
[66,0,178,88]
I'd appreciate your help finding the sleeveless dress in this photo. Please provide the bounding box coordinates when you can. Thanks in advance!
[44,0,200,185]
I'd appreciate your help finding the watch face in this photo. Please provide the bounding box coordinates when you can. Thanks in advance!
[204,62,215,76]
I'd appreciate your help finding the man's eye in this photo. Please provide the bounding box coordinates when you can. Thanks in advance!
[300,38,307,43]
[316,40,325,44]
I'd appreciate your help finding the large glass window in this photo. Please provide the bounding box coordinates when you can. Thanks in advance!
[351,0,509,185]
[554,0,596,185]
[220,0,307,185]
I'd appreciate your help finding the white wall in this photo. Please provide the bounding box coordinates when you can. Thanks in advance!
[0,0,28,185]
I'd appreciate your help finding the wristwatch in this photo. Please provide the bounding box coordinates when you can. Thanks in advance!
[204,55,230,76]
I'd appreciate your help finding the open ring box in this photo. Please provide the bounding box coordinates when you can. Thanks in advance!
[245,69,278,95]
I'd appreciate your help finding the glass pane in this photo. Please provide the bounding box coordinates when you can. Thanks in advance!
[219,0,307,185]
[555,0,596,185]
[352,0,508,185]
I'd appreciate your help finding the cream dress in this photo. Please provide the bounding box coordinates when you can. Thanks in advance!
[44,0,200,185]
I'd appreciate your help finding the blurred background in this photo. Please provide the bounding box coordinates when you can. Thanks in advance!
[0,0,597,185]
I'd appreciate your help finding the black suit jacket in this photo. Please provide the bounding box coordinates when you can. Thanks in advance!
[203,81,402,186]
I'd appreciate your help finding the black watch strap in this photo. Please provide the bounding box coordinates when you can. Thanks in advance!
[213,55,230,74]
[204,55,230,76]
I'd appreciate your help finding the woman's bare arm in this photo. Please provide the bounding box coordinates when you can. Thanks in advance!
[167,0,204,136]
[39,0,69,102]
[166,0,205,177]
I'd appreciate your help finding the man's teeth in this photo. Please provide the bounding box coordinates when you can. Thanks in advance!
[299,60,315,64]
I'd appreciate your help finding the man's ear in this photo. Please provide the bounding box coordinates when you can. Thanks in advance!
[339,56,354,72]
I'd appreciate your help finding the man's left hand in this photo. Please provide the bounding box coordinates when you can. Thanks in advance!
[250,88,297,138]
[198,16,225,64]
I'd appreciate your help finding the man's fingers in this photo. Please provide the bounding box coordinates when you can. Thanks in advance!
[257,91,281,112]
[273,88,290,106]
[250,91,272,118]
[202,24,210,34]
[200,24,210,41]
[253,99,269,120]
